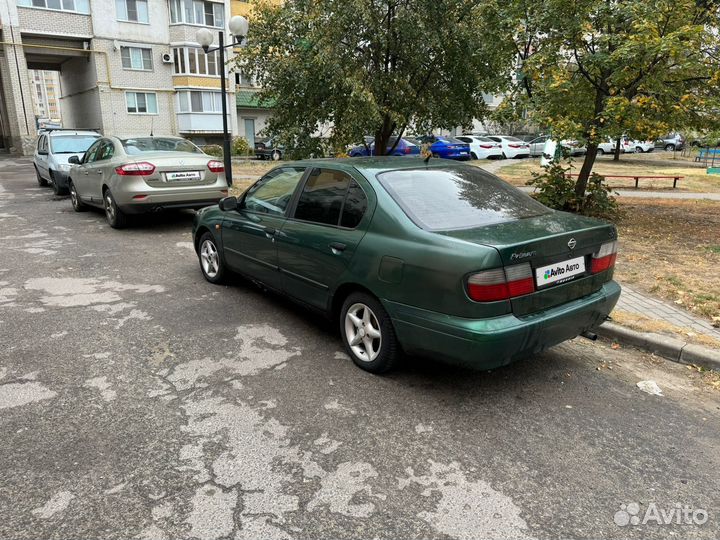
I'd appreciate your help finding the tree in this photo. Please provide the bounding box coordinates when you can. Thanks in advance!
[505,0,720,196]
[236,0,512,157]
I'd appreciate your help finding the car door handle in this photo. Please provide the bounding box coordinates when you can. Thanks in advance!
[329,242,346,254]
[264,227,276,239]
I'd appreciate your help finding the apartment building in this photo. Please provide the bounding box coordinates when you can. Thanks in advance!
[0,0,242,154]
[30,69,62,124]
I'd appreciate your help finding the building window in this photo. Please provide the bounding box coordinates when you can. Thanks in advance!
[172,47,221,77]
[170,0,224,28]
[126,92,158,114]
[18,0,90,13]
[177,91,223,113]
[116,0,149,23]
[121,47,153,71]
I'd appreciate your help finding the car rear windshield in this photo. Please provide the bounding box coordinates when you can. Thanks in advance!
[377,167,551,231]
[50,135,99,154]
[121,137,201,155]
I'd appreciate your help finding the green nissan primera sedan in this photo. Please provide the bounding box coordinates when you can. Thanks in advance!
[192,157,620,374]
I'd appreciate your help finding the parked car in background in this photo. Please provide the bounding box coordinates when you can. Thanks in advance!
[34,129,101,195]
[528,135,586,157]
[623,138,654,153]
[348,136,420,157]
[654,132,684,151]
[255,138,285,161]
[412,135,471,160]
[193,157,620,374]
[487,135,530,159]
[597,138,624,155]
[456,135,503,159]
[67,136,228,229]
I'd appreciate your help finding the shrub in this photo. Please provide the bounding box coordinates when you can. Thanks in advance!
[527,159,622,221]
[200,144,223,158]
[232,136,253,156]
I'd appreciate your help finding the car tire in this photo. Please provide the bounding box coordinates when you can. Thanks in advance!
[103,188,128,229]
[68,180,87,212]
[198,232,226,284]
[635,147,643,154]
[272,150,282,161]
[597,148,605,155]
[665,144,675,151]
[340,292,400,374]
[470,152,478,160]
[501,152,507,159]
[35,166,48,187]
[50,171,68,196]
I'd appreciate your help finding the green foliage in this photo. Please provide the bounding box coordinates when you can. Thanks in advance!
[236,0,512,157]
[232,137,253,156]
[527,160,621,221]
[499,0,720,194]
[200,144,223,158]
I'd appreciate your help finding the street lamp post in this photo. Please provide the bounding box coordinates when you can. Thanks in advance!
[196,16,249,187]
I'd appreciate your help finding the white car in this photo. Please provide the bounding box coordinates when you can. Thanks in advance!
[486,135,530,159]
[456,135,503,159]
[597,139,624,155]
[625,139,654,153]
[34,129,101,195]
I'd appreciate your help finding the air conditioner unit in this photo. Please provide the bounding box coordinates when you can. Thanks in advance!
[161,52,173,64]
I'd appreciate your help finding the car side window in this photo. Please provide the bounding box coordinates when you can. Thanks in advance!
[242,167,305,216]
[84,140,103,163]
[37,136,46,153]
[293,169,351,226]
[340,180,368,228]
[97,141,115,161]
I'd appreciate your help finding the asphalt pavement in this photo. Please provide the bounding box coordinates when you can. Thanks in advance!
[0,156,718,540]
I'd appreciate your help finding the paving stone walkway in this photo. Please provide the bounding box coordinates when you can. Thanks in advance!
[615,284,720,341]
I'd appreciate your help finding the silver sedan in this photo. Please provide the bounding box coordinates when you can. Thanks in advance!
[68,136,228,228]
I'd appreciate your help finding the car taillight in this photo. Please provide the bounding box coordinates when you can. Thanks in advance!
[404,147,411,154]
[480,144,493,149]
[207,160,224,173]
[509,144,521,148]
[591,241,617,274]
[467,263,534,302]
[115,162,155,176]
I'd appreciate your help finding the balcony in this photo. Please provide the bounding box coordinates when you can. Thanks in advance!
[177,112,230,133]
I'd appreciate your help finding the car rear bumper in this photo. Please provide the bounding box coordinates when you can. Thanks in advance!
[383,280,621,370]
[116,188,227,214]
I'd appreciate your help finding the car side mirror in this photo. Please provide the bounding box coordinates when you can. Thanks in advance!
[219,196,238,212]
[68,155,80,165]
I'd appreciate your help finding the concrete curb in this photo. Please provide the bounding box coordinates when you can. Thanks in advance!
[596,322,720,371]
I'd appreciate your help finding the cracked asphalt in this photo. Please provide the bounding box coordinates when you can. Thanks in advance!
[0,156,718,540]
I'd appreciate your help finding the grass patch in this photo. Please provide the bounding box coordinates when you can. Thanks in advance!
[611,310,720,348]
[614,198,720,323]
[495,153,720,192]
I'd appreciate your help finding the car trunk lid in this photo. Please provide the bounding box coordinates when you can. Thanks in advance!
[439,212,617,315]
[127,152,219,188]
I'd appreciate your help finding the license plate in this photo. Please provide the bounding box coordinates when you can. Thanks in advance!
[166,171,201,182]
[535,256,586,287]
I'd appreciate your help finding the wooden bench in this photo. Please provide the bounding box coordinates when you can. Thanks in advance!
[566,173,684,188]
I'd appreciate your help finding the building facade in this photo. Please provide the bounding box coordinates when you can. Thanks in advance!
[0,0,241,154]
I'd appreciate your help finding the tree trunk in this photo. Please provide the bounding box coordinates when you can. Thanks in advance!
[575,87,605,197]
[574,143,599,197]
[613,138,621,161]
[374,115,394,156]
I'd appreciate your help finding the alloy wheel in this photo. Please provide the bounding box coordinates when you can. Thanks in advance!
[344,303,382,362]
[70,184,78,208]
[105,192,116,223]
[200,239,220,278]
